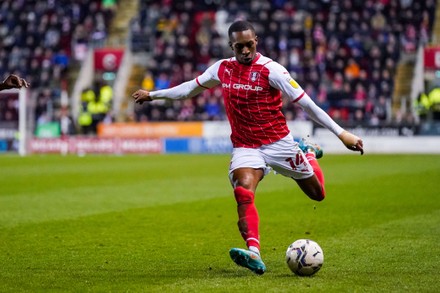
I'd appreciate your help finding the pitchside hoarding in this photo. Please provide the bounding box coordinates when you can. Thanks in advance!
[28,137,162,154]
[27,121,315,154]
[97,122,203,138]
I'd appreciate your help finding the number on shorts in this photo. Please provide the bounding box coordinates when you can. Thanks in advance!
[285,153,304,170]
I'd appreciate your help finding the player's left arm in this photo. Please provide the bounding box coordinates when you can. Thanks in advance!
[268,62,363,154]
[298,97,364,154]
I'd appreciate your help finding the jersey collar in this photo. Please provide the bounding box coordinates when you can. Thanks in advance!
[250,53,261,65]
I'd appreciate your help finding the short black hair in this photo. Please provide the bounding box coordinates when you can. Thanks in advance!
[228,20,256,39]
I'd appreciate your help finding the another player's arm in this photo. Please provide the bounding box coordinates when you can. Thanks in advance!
[0,74,30,91]
[268,62,364,155]
[132,62,221,104]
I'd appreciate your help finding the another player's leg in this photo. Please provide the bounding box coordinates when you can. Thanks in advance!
[229,168,266,275]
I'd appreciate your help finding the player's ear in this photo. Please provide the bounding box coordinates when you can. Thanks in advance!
[255,35,259,45]
[228,41,233,50]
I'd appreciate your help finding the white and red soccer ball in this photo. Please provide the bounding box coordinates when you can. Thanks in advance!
[286,239,324,276]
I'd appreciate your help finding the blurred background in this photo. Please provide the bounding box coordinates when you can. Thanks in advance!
[0,0,439,154]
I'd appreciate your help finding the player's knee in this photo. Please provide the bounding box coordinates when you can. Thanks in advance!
[234,175,257,191]
[313,193,325,202]
[234,186,255,205]
[309,187,325,202]
[308,193,325,202]
[297,176,326,202]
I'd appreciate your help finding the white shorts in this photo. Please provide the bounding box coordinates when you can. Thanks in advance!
[228,133,314,182]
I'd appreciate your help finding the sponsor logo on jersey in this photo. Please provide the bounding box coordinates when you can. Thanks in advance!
[250,72,260,82]
[289,79,299,89]
[222,83,263,91]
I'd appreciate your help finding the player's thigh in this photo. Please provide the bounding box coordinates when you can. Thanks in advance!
[229,147,269,185]
[261,134,314,180]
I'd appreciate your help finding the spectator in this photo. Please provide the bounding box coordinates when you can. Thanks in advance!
[344,58,361,81]
[58,107,76,136]
[141,71,155,91]
[131,0,436,126]
[78,103,93,135]
[87,93,108,134]
[154,72,171,90]
[99,82,113,108]
[372,95,388,122]
[204,96,222,120]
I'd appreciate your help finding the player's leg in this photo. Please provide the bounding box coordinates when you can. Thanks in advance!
[230,167,266,275]
[228,148,268,274]
[231,167,264,254]
[262,134,325,201]
[296,140,325,201]
[295,173,325,201]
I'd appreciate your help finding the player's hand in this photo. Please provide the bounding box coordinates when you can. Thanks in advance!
[132,89,152,105]
[338,130,364,155]
[2,74,30,89]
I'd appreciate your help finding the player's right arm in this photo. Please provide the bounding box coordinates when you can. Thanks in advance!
[132,79,202,105]
[267,61,364,155]
[132,61,222,105]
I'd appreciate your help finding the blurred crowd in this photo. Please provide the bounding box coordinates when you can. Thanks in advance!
[0,0,437,137]
[0,0,115,135]
[131,0,435,127]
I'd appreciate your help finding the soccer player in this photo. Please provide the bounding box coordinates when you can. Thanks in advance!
[0,74,30,91]
[132,20,363,275]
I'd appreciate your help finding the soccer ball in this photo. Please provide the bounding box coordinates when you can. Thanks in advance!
[285,239,324,276]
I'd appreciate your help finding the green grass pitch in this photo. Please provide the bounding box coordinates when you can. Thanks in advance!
[0,154,439,292]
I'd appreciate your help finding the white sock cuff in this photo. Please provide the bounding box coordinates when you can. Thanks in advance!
[246,237,260,244]
[248,246,260,255]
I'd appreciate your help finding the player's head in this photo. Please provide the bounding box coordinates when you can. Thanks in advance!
[228,20,258,65]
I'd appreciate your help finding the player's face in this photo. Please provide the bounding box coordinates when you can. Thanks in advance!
[229,30,258,65]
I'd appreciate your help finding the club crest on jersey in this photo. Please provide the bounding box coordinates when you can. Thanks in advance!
[250,72,260,82]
